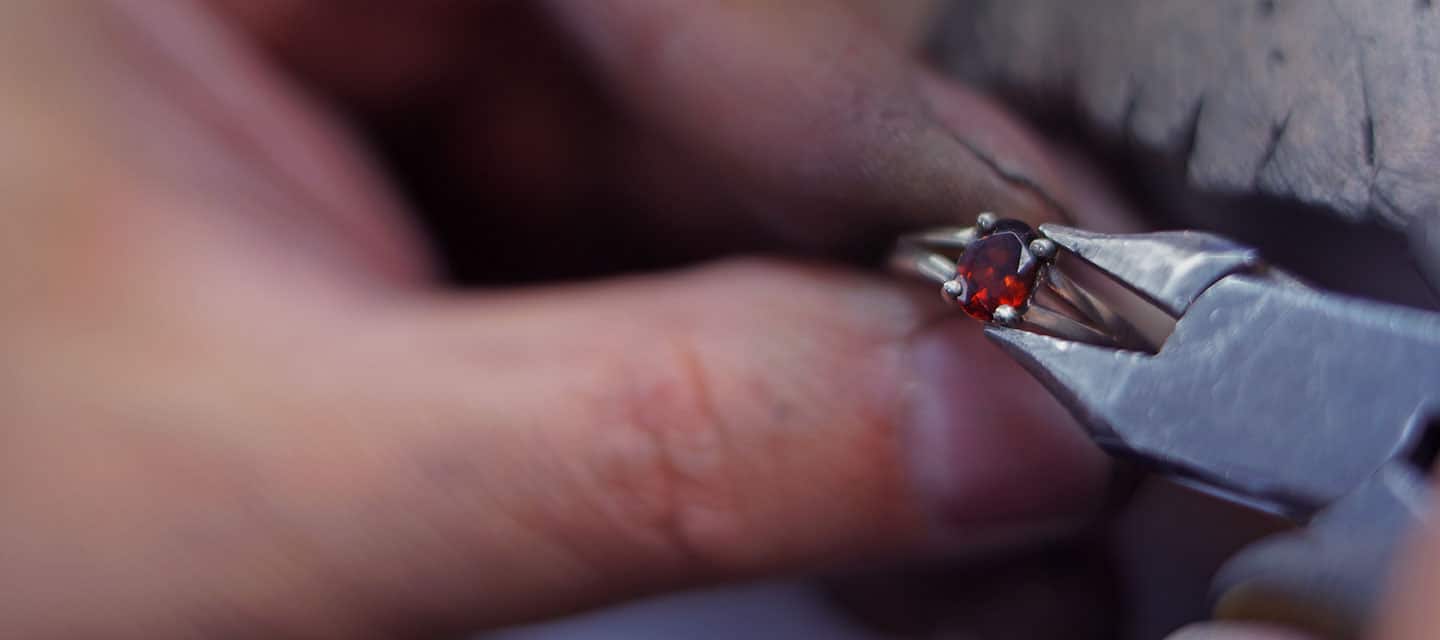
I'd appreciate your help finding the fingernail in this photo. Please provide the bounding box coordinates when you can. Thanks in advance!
[902,318,1109,547]
[1166,622,1322,640]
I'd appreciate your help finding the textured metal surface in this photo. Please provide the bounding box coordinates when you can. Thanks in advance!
[1037,224,1261,317]
[985,227,1440,634]
[988,274,1440,512]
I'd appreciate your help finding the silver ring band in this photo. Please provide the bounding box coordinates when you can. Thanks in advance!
[890,213,1154,351]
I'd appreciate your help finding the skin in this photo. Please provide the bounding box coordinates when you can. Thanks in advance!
[0,0,1431,638]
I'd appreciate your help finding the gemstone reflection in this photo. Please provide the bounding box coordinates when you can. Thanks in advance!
[953,220,1040,322]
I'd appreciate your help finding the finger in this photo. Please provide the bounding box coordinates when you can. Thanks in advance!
[241,261,1109,634]
[205,0,476,102]
[0,0,433,287]
[210,0,1137,274]
[824,534,1120,639]
[837,0,940,48]
[1167,623,1321,640]
[1375,497,1440,640]
[541,0,1076,251]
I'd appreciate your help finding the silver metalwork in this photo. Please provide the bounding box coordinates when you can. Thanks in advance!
[976,212,998,233]
[992,304,1021,327]
[940,279,966,301]
[1036,224,1260,317]
[890,219,1145,349]
[888,243,957,284]
[980,225,1440,635]
[1029,238,1058,260]
[1018,302,1116,345]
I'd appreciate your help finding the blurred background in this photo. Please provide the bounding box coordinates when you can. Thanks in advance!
[97,0,1440,637]
[251,1,1431,638]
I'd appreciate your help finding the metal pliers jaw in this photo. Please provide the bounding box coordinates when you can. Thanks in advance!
[985,225,1440,636]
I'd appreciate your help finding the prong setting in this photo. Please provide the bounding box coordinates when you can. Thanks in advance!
[992,304,1022,327]
[976,212,998,234]
[1029,238,1058,261]
[941,279,967,303]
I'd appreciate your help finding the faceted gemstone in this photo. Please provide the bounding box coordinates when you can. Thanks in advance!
[953,219,1040,322]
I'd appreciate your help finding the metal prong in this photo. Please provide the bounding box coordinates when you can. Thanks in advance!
[992,304,1021,326]
[1018,304,1121,347]
[976,212,998,233]
[941,279,967,303]
[889,245,957,285]
[1043,267,1157,352]
[1037,224,1261,317]
[1029,238,1058,261]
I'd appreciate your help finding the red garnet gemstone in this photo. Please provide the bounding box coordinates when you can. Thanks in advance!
[954,220,1041,322]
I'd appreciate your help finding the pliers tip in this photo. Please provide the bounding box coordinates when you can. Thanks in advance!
[1037,224,1261,317]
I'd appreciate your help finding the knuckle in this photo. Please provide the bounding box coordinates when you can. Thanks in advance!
[581,335,754,571]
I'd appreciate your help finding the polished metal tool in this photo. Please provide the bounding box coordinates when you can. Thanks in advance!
[981,225,1440,637]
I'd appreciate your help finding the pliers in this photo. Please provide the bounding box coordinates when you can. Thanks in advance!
[984,225,1440,637]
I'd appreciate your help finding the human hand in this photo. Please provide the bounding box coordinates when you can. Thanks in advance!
[0,1,1170,637]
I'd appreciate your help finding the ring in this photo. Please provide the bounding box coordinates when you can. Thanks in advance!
[889,213,1153,350]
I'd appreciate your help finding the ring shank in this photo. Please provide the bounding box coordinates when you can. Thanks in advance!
[889,224,1153,350]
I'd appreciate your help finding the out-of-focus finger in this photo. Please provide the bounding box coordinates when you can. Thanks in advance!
[1167,622,1321,640]
[226,260,1109,633]
[541,0,1076,251]
[1374,497,1440,640]
[825,534,1119,640]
